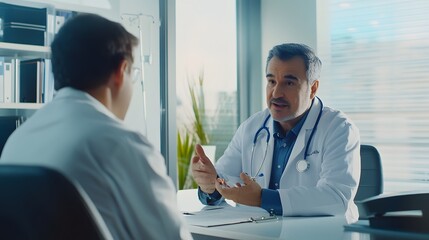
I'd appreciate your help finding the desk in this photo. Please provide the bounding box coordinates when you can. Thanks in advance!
[177,189,363,240]
[178,189,429,240]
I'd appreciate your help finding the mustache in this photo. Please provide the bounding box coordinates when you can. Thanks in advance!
[270,98,289,105]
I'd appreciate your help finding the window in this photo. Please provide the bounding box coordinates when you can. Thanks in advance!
[318,0,429,193]
[175,0,238,188]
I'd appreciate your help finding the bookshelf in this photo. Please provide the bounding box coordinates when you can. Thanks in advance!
[0,42,50,116]
[0,1,58,155]
[0,42,50,59]
[0,104,41,117]
[0,102,43,110]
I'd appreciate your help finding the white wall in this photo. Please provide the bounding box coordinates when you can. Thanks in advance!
[260,0,317,108]
[121,0,162,151]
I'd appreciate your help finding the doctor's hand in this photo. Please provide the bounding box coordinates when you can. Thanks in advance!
[215,172,262,207]
[191,144,217,194]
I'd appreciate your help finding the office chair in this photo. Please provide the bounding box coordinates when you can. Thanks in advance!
[355,144,383,202]
[0,165,113,240]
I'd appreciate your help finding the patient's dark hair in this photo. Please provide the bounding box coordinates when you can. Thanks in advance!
[51,13,138,91]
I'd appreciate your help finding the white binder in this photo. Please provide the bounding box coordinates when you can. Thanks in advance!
[0,61,4,103]
[3,62,12,103]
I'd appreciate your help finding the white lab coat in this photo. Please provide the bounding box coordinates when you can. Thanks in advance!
[215,97,361,223]
[0,88,192,240]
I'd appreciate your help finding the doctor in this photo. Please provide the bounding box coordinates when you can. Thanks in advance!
[191,43,361,223]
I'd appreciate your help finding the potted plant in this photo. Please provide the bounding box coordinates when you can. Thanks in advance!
[177,130,196,190]
[177,70,215,189]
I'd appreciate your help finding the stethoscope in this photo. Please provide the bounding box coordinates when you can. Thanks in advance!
[250,97,324,180]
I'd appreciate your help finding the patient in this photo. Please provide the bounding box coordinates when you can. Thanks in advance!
[0,13,192,240]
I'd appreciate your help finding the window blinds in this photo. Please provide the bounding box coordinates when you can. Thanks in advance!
[318,0,429,193]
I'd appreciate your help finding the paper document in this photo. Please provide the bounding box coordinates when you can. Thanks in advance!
[183,204,277,227]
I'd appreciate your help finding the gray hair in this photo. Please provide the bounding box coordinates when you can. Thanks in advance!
[266,43,322,84]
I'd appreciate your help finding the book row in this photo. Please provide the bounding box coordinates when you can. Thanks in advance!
[0,58,54,104]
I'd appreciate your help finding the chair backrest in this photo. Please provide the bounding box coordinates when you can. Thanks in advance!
[0,165,113,240]
[355,145,383,202]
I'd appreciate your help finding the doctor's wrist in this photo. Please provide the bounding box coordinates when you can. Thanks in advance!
[200,185,216,194]
[198,187,222,205]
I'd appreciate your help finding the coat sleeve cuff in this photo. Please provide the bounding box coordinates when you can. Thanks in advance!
[261,188,283,215]
[198,187,223,205]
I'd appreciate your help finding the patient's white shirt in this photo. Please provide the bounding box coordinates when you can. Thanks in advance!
[1,87,192,240]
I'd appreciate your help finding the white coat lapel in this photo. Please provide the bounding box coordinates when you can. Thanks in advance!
[260,118,275,187]
[250,111,273,188]
[248,110,272,187]
[283,98,321,176]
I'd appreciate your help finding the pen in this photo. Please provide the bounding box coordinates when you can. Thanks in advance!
[202,206,224,211]
[182,206,224,216]
[182,212,194,215]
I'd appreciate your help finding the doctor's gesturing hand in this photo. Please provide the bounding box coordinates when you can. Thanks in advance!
[191,144,217,194]
[216,172,262,207]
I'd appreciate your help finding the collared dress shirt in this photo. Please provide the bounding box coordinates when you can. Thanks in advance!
[261,112,308,215]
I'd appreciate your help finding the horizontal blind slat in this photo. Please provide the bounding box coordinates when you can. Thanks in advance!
[321,0,429,193]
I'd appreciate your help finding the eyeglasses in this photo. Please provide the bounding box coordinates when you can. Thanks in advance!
[131,67,142,85]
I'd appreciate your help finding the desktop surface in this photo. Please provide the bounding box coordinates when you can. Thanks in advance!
[177,189,429,240]
[177,189,354,240]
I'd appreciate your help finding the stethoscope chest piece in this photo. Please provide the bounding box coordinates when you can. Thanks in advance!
[296,160,310,173]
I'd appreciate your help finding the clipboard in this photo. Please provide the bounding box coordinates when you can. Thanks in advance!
[183,204,278,227]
